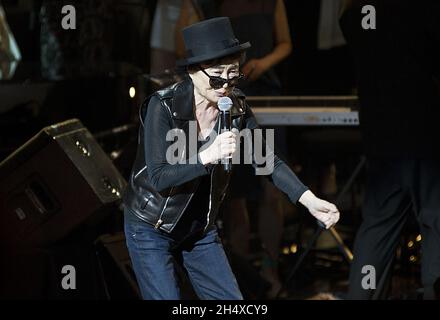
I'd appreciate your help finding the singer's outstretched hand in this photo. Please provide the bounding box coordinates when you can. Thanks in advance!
[299,190,340,229]
[199,129,239,165]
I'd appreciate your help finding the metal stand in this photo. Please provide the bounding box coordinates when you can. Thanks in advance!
[276,156,367,299]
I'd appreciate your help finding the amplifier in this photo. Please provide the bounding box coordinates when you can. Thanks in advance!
[0,119,127,248]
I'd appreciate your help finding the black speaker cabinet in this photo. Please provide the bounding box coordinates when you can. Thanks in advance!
[0,119,127,248]
[95,232,141,299]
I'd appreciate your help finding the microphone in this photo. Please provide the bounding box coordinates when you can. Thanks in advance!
[218,97,233,172]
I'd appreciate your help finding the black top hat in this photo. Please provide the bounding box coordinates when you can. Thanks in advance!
[177,17,251,67]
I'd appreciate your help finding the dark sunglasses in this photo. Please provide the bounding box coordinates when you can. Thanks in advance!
[198,66,244,89]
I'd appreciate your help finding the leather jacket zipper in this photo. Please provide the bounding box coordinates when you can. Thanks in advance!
[155,186,173,229]
[176,178,201,228]
[134,165,147,179]
[204,113,221,231]
[155,140,187,229]
[204,169,215,231]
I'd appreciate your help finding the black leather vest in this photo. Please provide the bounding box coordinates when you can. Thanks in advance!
[123,77,247,233]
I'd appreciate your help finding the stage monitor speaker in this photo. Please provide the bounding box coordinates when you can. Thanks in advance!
[0,119,127,248]
[94,232,198,300]
[95,232,141,299]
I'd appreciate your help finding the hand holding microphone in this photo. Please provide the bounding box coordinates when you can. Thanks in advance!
[198,97,238,169]
[198,130,238,165]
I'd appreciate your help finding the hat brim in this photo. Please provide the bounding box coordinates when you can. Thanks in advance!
[176,42,251,67]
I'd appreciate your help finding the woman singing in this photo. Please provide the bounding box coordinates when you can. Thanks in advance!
[123,17,340,300]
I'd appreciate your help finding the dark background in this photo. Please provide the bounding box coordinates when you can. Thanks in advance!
[0,0,423,300]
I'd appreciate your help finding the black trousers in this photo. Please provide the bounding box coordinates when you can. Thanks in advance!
[348,157,440,299]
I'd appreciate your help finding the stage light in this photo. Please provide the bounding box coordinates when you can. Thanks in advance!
[407,241,414,248]
[282,247,290,255]
[290,244,298,254]
[416,235,422,242]
[129,87,136,98]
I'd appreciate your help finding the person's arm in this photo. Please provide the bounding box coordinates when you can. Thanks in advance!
[242,104,306,203]
[144,95,238,192]
[144,96,209,192]
[175,0,201,59]
[241,0,292,81]
[243,104,340,229]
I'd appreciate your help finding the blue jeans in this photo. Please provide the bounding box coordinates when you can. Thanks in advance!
[124,210,243,300]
